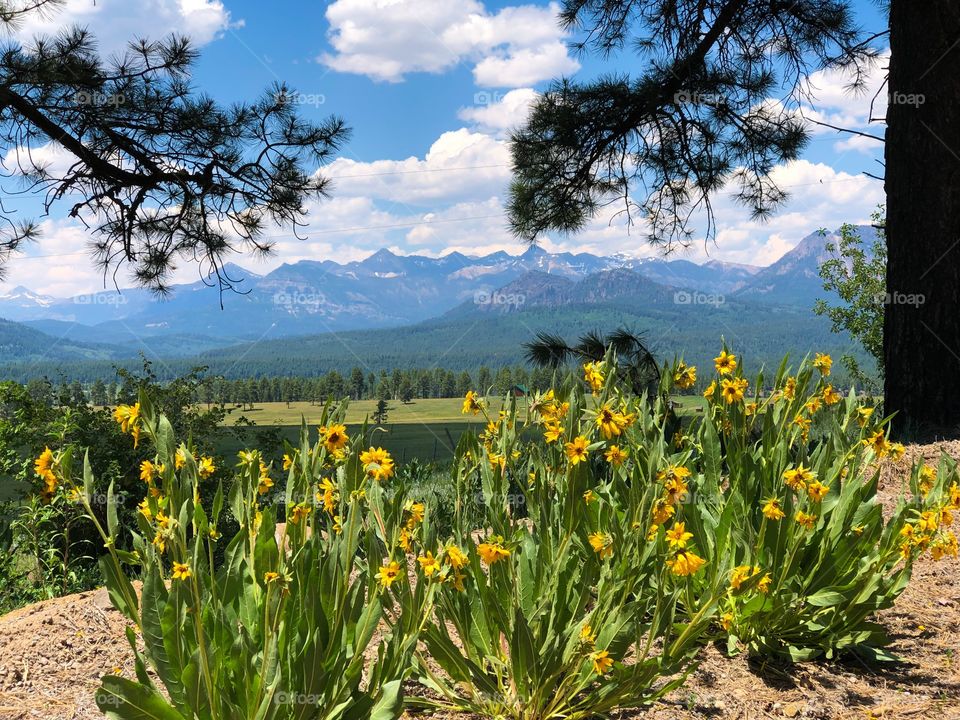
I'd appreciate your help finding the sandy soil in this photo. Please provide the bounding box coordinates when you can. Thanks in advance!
[1,444,958,720]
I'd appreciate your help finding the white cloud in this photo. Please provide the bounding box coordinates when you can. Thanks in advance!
[834,132,885,155]
[320,0,579,86]
[2,141,74,178]
[684,160,885,266]
[798,52,889,138]
[326,128,512,204]
[473,43,576,87]
[458,88,538,133]
[14,0,235,52]
[1,152,886,298]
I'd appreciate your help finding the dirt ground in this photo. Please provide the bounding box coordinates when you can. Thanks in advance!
[1,443,958,720]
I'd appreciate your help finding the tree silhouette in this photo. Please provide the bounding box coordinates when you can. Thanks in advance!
[372,399,390,426]
[0,1,349,294]
[524,327,660,396]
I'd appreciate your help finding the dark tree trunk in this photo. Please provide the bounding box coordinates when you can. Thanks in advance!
[885,0,960,437]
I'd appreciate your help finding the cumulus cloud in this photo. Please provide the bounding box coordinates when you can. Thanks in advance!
[13,0,235,52]
[2,150,886,298]
[683,159,885,266]
[325,129,512,204]
[798,53,889,141]
[320,0,578,86]
[458,88,538,134]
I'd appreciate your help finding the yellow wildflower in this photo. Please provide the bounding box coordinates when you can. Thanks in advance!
[807,480,829,503]
[417,552,442,577]
[862,430,891,457]
[406,501,425,529]
[377,561,402,588]
[652,498,675,525]
[289,503,312,525]
[317,477,338,515]
[447,544,468,569]
[813,352,832,376]
[580,623,596,644]
[714,350,737,375]
[583,362,605,394]
[171,562,191,581]
[596,405,623,439]
[919,465,937,495]
[320,424,349,454]
[665,522,693,549]
[821,385,842,405]
[674,362,697,389]
[477,538,511,565]
[762,497,785,521]
[591,650,613,675]
[198,456,216,479]
[588,531,613,559]
[666,550,706,576]
[360,447,395,481]
[564,436,590,465]
[721,377,748,404]
[544,421,563,444]
[462,390,484,415]
[795,511,817,530]
[782,464,814,492]
[604,445,628,466]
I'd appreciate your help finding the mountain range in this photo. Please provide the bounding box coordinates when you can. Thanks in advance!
[0,225,877,377]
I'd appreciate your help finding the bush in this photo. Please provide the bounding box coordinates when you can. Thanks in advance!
[28,347,958,718]
[679,349,956,660]
[40,396,433,719]
[410,383,720,719]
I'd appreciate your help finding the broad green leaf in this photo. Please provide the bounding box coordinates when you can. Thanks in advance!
[96,676,186,720]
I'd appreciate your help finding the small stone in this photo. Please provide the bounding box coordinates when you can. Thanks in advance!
[783,701,805,718]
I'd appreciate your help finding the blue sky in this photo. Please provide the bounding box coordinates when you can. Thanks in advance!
[3,0,889,296]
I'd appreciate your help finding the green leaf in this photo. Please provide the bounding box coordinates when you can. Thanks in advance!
[509,608,539,696]
[141,566,186,711]
[83,451,95,507]
[96,675,186,720]
[806,590,846,607]
[99,555,138,623]
[107,480,119,540]
[368,680,404,720]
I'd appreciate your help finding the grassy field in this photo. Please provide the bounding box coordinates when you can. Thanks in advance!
[218,398,501,462]
[225,397,504,426]
[223,395,706,427]
[217,395,707,463]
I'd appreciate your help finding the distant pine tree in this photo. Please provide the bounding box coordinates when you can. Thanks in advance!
[372,399,390,426]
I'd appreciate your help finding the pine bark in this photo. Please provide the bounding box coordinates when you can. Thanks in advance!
[885,0,960,436]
